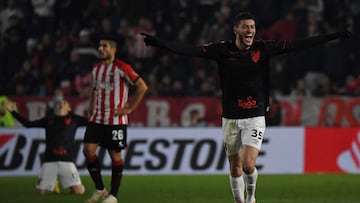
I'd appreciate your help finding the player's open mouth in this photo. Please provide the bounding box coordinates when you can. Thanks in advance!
[244,34,253,43]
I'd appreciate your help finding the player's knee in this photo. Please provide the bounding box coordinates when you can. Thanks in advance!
[242,161,256,174]
[228,156,242,177]
[71,185,85,195]
[83,143,98,158]
[82,148,89,157]
[230,164,242,177]
[83,146,95,158]
[36,189,47,195]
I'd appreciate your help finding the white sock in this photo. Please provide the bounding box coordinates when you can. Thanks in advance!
[243,168,258,202]
[229,175,245,203]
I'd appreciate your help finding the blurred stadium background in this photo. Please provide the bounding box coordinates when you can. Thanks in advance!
[1,0,360,202]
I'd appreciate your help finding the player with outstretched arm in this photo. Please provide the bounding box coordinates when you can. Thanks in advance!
[141,12,351,203]
[4,98,87,195]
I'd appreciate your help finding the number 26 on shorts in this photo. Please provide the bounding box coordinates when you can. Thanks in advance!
[112,129,125,147]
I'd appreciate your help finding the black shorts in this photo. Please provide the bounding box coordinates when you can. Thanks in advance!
[84,122,127,151]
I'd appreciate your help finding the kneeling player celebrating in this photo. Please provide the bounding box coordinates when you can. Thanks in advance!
[4,98,87,195]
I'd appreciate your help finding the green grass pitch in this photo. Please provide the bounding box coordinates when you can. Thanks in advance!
[0,174,359,203]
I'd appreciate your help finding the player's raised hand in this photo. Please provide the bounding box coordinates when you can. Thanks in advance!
[4,98,16,112]
[114,105,132,116]
[140,33,164,47]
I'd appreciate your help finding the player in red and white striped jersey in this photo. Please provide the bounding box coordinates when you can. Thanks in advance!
[89,58,138,125]
[83,35,147,203]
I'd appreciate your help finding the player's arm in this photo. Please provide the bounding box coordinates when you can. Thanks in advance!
[87,68,97,119]
[71,113,89,126]
[140,33,204,57]
[275,31,351,54]
[87,88,97,119]
[4,98,45,127]
[115,77,148,116]
[128,77,148,113]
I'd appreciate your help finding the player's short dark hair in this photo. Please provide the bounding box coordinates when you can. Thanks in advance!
[99,34,118,48]
[233,12,256,26]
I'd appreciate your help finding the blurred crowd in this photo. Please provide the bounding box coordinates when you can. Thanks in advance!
[1,0,360,99]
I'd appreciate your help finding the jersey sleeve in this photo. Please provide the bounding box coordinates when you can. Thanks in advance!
[71,113,89,126]
[11,111,47,128]
[161,40,222,60]
[265,32,343,56]
[91,64,98,89]
[117,60,140,85]
[199,42,224,60]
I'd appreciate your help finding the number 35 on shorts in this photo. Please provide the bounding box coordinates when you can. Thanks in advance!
[251,129,263,140]
[112,129,125,147]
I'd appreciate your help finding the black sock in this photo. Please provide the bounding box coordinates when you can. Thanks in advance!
[86,155,104,190]
[110,160,124,197]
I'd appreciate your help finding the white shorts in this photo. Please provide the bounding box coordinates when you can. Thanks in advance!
[222,116,265,156]
[36,161,82,191]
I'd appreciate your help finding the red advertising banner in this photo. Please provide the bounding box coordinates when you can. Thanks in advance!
[5,96,360,127]
[304,128,360,173]
[8,96,223,127]
[129,97,222,127]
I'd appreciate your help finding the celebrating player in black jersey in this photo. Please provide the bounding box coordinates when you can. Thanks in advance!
[141,12,351,203]
[4,98,87,195]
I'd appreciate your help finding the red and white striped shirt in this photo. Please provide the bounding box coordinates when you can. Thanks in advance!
[90,59,139,125]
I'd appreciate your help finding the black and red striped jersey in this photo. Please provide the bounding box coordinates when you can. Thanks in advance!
[199,40,284,119]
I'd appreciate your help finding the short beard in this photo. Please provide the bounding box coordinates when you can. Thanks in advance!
[99,55,111,61]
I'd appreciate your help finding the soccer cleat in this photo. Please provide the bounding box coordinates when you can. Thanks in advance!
[101,195,118,203]
[85,188,108,203]
[53,180,60,194]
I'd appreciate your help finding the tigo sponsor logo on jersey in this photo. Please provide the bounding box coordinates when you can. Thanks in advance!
[237,96,258,109]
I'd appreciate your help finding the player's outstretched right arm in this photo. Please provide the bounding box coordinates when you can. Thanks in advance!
[140,33,204,57]
[4,98,45,128]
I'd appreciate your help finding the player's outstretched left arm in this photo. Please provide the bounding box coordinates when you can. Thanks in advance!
[140,33,204,57]
[279,30,352,53]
